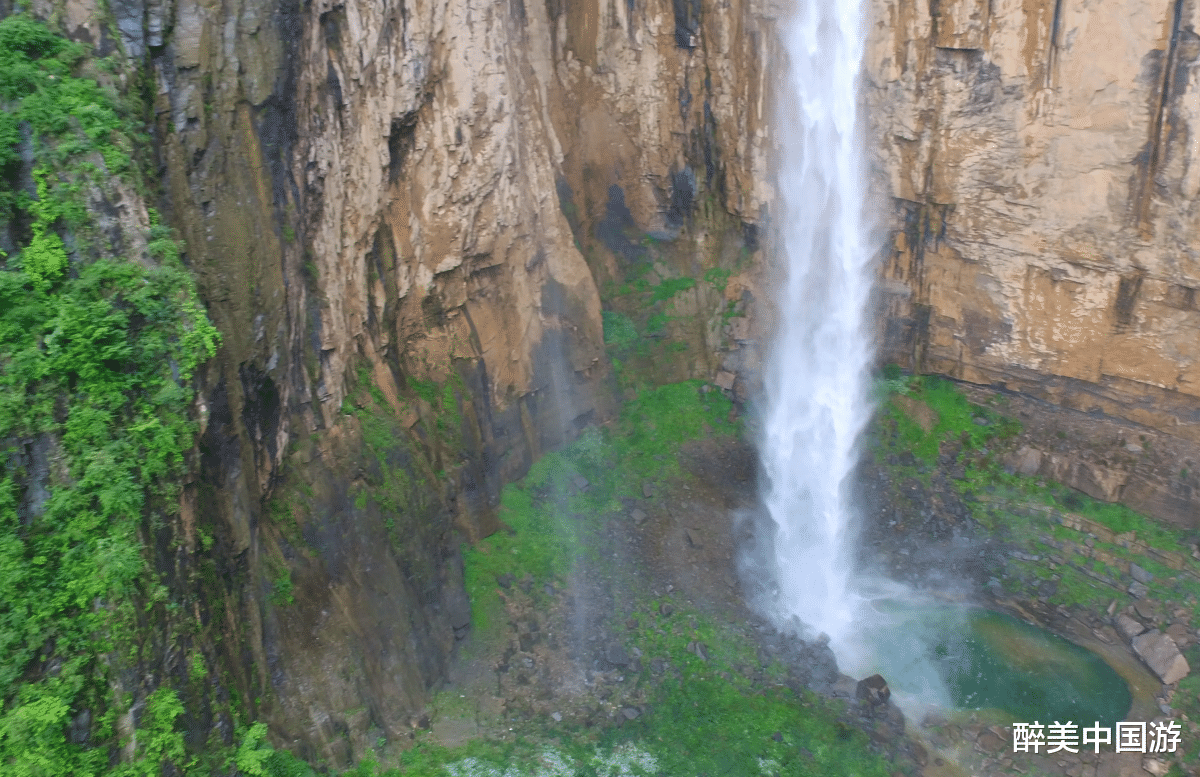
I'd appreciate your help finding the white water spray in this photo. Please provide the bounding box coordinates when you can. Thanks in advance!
[759,0,876,647]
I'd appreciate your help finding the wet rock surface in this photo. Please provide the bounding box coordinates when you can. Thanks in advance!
[428,436,921,771]
[431,388,1200,777]
[862,384,1200,777]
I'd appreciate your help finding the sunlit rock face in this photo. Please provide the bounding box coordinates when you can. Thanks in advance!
[134,0,776,762]
[50,0,1200,761]
[867,0,1200,441]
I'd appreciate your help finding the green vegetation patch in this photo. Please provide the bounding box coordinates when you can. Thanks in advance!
[649,276,695,304]
[0,15,221,776]
[464,380,734,641]
[601,310,638,348]
[876,370,1200,620]
[879,374,1020,465]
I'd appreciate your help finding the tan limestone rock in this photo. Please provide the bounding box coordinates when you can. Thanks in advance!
[865,0,1200,444]
[1132,630,1191,685]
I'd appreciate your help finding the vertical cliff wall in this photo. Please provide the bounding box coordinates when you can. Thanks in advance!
[110,0,772,764]
[867,0,1200,443]
[28,0,1200,766]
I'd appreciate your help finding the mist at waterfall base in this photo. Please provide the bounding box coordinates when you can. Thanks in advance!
[747,0,1130,725]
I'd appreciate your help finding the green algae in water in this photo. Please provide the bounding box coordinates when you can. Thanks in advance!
[932,609,1130,727]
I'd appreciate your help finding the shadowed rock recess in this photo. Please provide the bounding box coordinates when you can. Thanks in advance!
[3,0,1200,771]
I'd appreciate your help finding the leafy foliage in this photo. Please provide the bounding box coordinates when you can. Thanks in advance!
[0,15,218,775]
[601,310,638,348]
[463,380,735,643]
[235,723,316,777]
[879,373,1020,464]
[649,276,695,304]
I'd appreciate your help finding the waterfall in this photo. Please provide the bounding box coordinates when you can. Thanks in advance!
[759,0,876,647]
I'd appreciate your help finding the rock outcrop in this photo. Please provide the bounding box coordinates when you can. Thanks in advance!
[30,0,1200,764]
[1133,629,1191,684]
[111,0,772,762]
[868,0,1200,442]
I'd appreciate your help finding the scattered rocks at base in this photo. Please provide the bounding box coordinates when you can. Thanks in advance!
[642,480,656,498]
[684,528,702,548]
[1133,599,1160,622]
[1115,613,1146,640]
[1132,630,1191,685]
[856,674,891,706]
[1130,563,1153,584]
[630,508,647,524]
[621,707,640,720]
[1143,757,1171,776]
[976,730,1007,754]
[605,644,630,667]
[1129,580,1150,599]
[1166,622,1191,648]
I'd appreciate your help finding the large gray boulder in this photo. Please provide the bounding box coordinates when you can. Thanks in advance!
[1115,613,1146,641]
[1132,630,1190,685]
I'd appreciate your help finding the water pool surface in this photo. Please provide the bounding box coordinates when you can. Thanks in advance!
[851,602,1131,727]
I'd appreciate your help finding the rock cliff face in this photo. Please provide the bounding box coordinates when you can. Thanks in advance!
[32,0,1200,764]
[90,0,773,763]
[867,0,1200,442]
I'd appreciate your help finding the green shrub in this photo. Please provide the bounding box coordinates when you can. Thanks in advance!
[0,16,219,775]
[602,310,638,348]
[650,276,695,303]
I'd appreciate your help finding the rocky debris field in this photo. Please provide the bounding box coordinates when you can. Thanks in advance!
[414,376,1200,777]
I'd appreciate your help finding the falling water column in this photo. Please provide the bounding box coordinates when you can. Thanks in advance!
[759,0,876,646]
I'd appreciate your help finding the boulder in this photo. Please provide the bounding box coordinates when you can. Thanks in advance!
[1132,630,1190,685]
[1115,613,1146,640]
[1134,599,1161,622]
[1130,563,1154,584]
[605,644,630,667]
[1166,622,1191,649]
[1129,580,1150,599]
[856,674,891,706]
[976,730,1006,754]
[1143,758,1170,776]
[1010,446,1043,477]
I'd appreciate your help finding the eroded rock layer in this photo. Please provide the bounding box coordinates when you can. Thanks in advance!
[868,0,1200,440]
[129,0,772,762]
